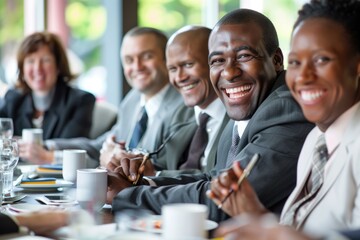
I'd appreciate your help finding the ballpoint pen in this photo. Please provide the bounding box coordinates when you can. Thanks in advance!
[218,153,260,209]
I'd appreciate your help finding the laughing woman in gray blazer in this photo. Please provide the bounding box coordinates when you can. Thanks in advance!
[208,0,360,239]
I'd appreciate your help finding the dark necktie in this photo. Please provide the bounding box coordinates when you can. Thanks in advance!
[180,113,210,170]
[281,134,328,227]
[128,107,148,149]
[226,124,240,164]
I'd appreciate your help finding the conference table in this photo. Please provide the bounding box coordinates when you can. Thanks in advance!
[0,164,129,239]
[2,163,220,240]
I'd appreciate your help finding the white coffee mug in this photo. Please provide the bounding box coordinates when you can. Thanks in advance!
[76,169,107,211]
[62,149,87,182]
[22,128,43,145]
[162,203,208,240]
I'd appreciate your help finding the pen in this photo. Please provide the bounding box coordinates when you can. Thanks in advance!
[218,153,260,209]
[133,153,150,185]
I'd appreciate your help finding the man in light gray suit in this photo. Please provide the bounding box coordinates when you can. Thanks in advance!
[107,26,229,178]
[39,27,185,167]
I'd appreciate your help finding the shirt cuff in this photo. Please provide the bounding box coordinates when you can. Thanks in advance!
[44,140,57,150]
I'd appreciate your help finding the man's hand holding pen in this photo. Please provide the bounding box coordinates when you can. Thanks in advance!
[206,154,267,217]
[105,149,155,204]
[106,147,156,180]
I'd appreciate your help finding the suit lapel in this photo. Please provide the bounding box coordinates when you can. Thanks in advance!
[281,148,313,218]
[206,114,230,172]
[167,121,197,169]
[42,112,59,139]
[140,86,177,150]
[22,95,35,128]
[215,121,234,171]
[42,85,63,139]
[155,86,178,119]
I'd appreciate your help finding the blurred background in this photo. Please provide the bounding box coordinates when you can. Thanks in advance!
[0,0,306,107]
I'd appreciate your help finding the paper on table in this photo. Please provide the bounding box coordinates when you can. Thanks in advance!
[54,223,118,240]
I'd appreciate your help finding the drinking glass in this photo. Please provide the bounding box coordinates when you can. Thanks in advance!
[0,118,14,139]
[0,139,19,200]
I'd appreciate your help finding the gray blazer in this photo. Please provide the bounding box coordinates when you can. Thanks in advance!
[152,104,230,176]
[112,72,315,222]
[51,85,183,165]
[280,103,360,237]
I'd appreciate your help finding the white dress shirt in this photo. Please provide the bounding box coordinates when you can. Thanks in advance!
[127,84,170,144]
[194,98,226,169]
[234,120,249,139]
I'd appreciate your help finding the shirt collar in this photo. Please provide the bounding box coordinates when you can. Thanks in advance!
[140,84,170,119]
[194,98,225,125]
[322,101,360,154]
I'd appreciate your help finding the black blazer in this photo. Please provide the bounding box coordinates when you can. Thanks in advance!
[0,80,95,139]
[0,213,19,235]
[112,72,315,222]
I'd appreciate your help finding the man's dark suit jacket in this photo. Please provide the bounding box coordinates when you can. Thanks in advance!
[0,80,95,139]
[112,72,315,222]
[0,213,19,235]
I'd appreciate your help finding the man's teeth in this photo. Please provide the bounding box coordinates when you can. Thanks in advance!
[182,84,196,91]
[225,85,251,98]
[225,85,251,94]
[301,90,324,101]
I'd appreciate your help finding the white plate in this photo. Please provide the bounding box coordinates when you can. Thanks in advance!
[131,215,218,234]
[8,203,55,213]
[18,179,73,189]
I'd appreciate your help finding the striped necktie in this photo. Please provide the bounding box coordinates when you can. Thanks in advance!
[227,124,240,163]
[281,134,328,227]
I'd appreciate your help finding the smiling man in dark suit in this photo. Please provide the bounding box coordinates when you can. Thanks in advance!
[107,9,314,222]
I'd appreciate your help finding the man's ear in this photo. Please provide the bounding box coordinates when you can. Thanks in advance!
[273,48,284,72]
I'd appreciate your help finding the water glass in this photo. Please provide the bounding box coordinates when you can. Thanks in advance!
[0,118,14,139]
[1,169,13,195]
[0,139,19,197]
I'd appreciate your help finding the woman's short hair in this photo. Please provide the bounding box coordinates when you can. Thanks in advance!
[16,31,75,92]
[294,0,360,53]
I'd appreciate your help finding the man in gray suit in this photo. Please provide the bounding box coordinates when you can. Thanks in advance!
[40,27,184,167]
[107,9,313,222]
[107,26,229,178]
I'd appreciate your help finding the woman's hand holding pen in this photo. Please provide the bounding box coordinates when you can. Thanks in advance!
[206,160,267,217]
